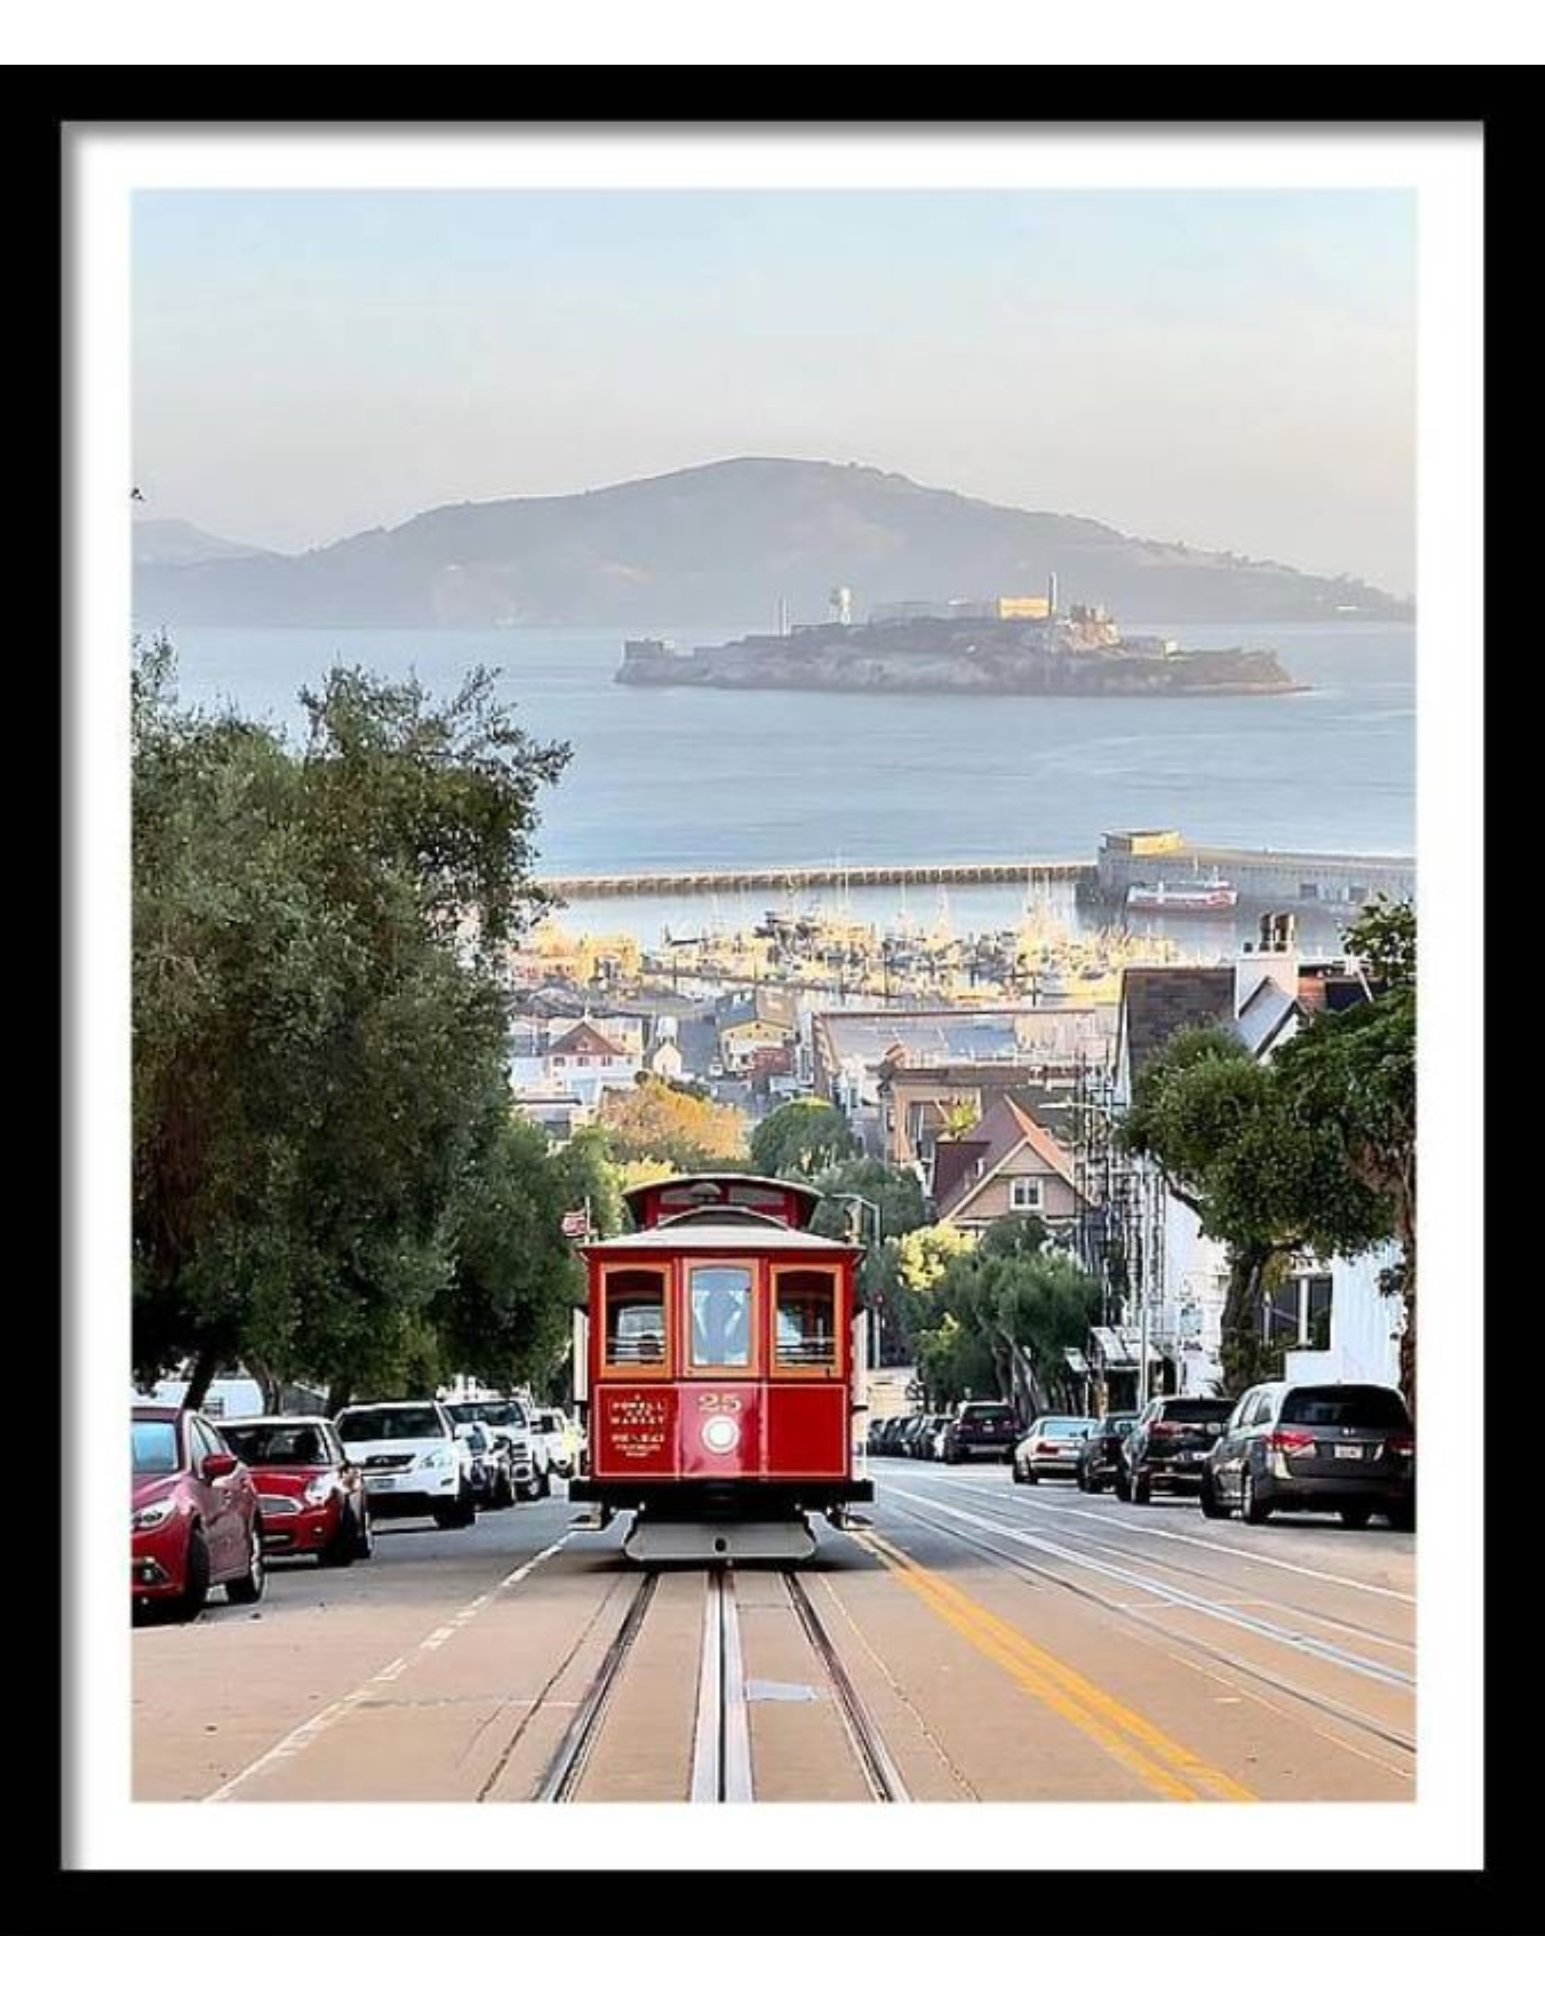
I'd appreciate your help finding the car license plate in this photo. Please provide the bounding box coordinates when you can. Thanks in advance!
[368,1474,398,1489]
[1334,1445,1363,1460]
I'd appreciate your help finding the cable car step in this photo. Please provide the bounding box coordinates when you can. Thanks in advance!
[623,1517,818,1564]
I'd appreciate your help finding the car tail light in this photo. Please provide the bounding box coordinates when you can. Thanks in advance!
[1266,1429,1316,1453]
[1385,1434,1416,1457]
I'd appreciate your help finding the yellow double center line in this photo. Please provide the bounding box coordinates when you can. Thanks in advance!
[858,1528,1256,1803]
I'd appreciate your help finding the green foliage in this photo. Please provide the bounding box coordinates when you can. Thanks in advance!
[1342,896,1415,990]
[808,1158,927,1244]
[133,640,574,1406]
[893,1216,1098,1414]
[923,1239,1100,1410]
[976,1214,1050,1262]
[1273,964,1417,1406]
[749,1097,860,1179]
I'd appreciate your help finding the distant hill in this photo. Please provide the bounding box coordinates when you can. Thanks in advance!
[134,517,273,568]
[132,458,1413,630]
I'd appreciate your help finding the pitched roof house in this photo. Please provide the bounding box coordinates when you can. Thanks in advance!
[932,1097,1084,1235]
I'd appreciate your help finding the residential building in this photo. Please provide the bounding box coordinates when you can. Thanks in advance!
[931,1097,1084,1239]
[546,1019,638,1088]
[717,988,798,1074]
[877,1058,1083,1178]
[511,1090,591,1144]
[1102,925,1402,1398]
[814,1004,1114,1116]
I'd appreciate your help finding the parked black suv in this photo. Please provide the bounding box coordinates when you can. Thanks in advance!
[944,1401,1019,1464]
[1116,1396,1236,1503]
[1201,1381,1414,1528]
[1075,1413,1136,1492]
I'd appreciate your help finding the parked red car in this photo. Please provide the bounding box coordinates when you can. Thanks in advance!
[217,1415,373,1566]
[131,1404,266,1620]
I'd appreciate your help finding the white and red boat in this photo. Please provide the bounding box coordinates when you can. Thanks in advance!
[1126,873,1239,914]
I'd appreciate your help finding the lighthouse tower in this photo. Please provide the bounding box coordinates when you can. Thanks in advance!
[829,584,854,626]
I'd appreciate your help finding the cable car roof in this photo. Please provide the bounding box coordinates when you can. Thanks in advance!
[588,1221,858,1256]
[620,1173,823,1230]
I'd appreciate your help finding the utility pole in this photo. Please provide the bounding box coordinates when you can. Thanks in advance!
[842,1193,883,1370]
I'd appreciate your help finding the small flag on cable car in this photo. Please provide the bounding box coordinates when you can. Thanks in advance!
[560,1206,590,1239]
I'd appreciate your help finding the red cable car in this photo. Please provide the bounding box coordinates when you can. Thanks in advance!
[567,1174,874,1562]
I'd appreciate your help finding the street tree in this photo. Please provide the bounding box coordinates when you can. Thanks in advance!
[748,1097,860,1179]
[808,1157,927,1244]
[1120,1026,1392,1396]
[1273,899,1417,1407]
[595,1077,749,1171]
[133,642,571,1409]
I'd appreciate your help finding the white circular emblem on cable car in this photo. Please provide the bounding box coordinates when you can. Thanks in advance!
[701,1414,741,1454]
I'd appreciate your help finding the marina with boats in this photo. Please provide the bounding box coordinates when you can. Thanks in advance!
[512,883,1189,1010]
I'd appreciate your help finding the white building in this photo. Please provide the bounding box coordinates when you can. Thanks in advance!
[1112,939,1402,1398]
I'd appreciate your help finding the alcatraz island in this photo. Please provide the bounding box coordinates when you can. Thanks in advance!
[619,583,1305,698]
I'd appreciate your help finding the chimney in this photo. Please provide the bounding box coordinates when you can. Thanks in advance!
[1237,911,1300,1013]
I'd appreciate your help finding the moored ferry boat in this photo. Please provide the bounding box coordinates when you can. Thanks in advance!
[1126,874,1239,914]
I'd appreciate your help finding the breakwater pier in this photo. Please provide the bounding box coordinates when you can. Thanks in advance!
[538,832,1413,912]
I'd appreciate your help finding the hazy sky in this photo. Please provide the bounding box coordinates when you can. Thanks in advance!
[134,189,1416,593]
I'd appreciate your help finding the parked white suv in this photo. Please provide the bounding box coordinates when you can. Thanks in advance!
[531,1407,579,1479]
[335,1400,476,1529]
[441,1395,550,1500]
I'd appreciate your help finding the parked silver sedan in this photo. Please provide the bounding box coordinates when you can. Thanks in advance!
[1011,1415,1096,1484]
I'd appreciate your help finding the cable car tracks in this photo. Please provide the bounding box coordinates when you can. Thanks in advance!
[690,1569,754,1800]
[783,1571,909,1802]
[535,1570,661,1802]
[535,1563,907,1803]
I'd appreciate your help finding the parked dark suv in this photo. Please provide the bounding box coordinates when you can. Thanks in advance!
[1075,1413,1136,1492]
[1201,1381,1414,1528]
[1116,1396,1236,1503]
[944,1401,1019,1464]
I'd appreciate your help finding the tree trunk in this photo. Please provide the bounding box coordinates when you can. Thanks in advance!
[248,1357,282,1414]
[1218,1247,1275,1398]
[180,1345,221,1412]
[1397,1191,1416,1420]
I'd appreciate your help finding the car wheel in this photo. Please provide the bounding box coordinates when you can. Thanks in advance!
[1338,1504,1373,1529]
[1010,1456,1025,1484]
[1113,1468,1131,1502]
[355,1504,374,1559]
[174,1524,211,1622]
[1199,1472,1225,1519]
[1023,1466,1038,1484]
[496,1467,515,1510]
[536,1468,552,1500]
[1240,1467,1271,1525]
[1075,1464,1090,1491]
[1131,1472,1151,1506]
[1386,1500,1415,1532]
[226,1521,267,1604]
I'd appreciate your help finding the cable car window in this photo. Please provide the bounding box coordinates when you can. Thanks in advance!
[604,1269,668,1370]
[775,1271,838,1371]
[689,1265,753,1370]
